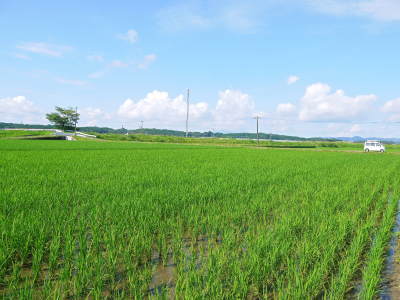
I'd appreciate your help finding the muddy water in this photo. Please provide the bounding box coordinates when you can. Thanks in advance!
[380,205,400,299]
[147,234,223,298]
[147,249,177,298]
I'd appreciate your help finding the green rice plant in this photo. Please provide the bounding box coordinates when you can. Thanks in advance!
[359,193,399,299]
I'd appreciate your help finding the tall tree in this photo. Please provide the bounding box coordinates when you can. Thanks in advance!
[46,107,79,131]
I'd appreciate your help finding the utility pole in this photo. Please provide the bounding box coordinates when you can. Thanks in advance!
[139,120,144,129]
[185,88,190,137]
[74,106,78,136]
[253,116,262,145]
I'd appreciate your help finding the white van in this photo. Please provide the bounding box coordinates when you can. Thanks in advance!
[364,140,385,152]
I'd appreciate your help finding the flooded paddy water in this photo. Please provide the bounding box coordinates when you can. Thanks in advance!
[147,234,223,298]
[380,203,400,299]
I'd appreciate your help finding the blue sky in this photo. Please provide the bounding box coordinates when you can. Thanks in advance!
[1,0,400,137]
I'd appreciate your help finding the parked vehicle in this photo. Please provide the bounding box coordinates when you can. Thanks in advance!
[364,140,385,152]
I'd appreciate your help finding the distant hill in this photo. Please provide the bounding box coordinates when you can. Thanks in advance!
[0,122,336,142]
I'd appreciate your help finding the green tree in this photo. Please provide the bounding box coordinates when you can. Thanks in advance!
[46,107,79,131]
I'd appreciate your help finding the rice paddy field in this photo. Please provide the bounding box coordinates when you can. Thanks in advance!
[1,139,400,299]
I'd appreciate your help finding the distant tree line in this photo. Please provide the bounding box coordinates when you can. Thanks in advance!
[0,122,339,142]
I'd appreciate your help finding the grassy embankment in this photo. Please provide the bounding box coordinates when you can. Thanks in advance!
[0,130,54,139]
[91,132,400,152]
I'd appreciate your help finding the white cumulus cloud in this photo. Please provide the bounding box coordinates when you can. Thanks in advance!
[298,83,376,121]
[117,89,262,131]
[0,96,42,123]
[79,107,111,126]
[117,29,139,44]
[118,90,208,126]
[382,97,400,121]
[213,89,255,129]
